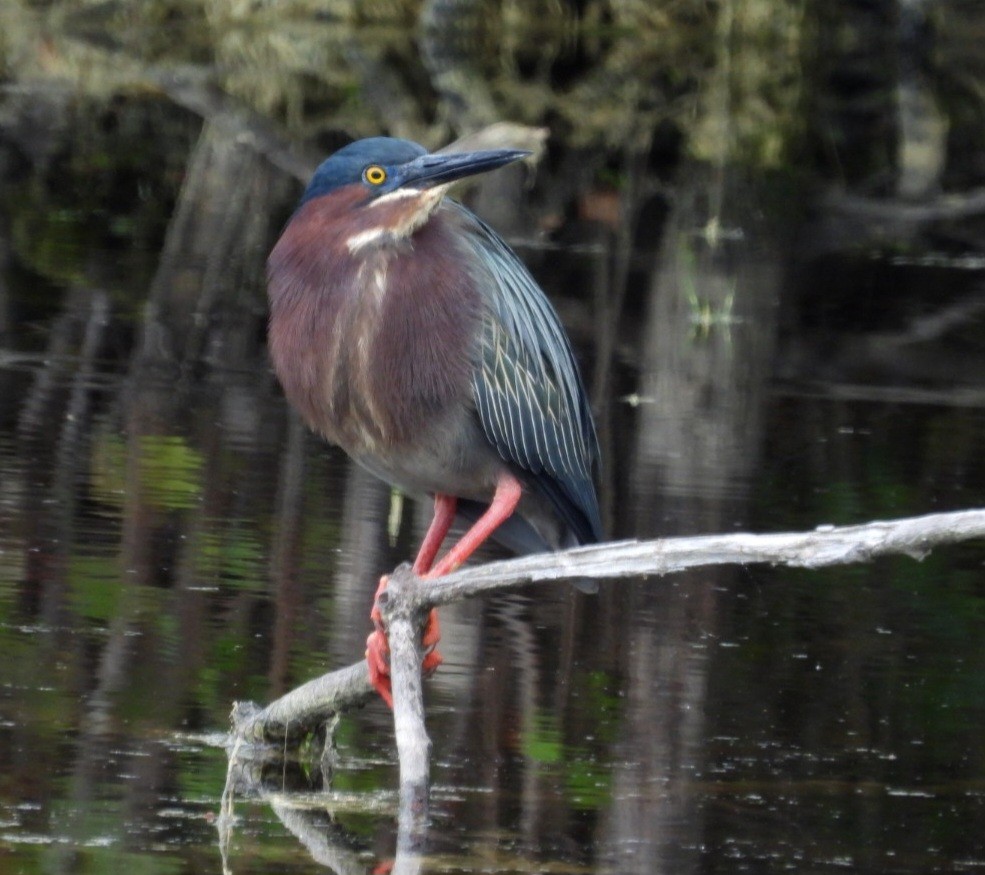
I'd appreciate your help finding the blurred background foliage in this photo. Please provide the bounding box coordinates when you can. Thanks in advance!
[2,0,809,156]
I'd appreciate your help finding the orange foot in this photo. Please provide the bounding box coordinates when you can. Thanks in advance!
[365,575,443,708]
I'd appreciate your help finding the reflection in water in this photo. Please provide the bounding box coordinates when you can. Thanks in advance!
[599,575,714,875]
[593,164,784,874]
[332,461,392,666]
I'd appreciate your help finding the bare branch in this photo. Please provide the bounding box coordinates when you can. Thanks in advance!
[224,507,985,844]
[822,187,985,224]
[406,508,985,609]
[381,507,985,832]
[229,662,373,746]
[384,567,433,849]
[228,508,985,747]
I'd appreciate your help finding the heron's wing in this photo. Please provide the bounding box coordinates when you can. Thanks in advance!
[452,204,602,544]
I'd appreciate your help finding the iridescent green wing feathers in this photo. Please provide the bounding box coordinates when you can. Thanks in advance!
[453,204,602,543]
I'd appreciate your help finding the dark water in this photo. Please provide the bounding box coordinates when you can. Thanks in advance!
[3,3,985,873]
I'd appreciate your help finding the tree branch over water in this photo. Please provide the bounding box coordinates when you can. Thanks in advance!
[405,507,985,605]
[231,506,985,744]
[224,507,985,849]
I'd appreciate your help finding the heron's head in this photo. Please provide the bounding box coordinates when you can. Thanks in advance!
[297,137,528,252]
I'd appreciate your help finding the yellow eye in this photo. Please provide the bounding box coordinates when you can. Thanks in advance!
[363,165,387,186]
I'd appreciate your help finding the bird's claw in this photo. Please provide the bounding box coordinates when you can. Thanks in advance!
[365,575,443,709]
[421,608,443,675]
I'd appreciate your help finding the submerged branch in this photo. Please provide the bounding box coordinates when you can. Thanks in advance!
[230,662,373,746]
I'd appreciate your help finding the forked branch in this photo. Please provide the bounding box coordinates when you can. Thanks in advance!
[226,507,985,846]
[230,507,985,744]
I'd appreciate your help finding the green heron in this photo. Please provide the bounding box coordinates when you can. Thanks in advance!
[267,137,601,706]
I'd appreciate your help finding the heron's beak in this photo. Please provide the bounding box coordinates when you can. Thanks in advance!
[395,149,530,191]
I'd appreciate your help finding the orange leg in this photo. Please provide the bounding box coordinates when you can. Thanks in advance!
[426,473,522,578]
[413,493,458,574]
[408,493,456,682]
[367,473,523,707]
